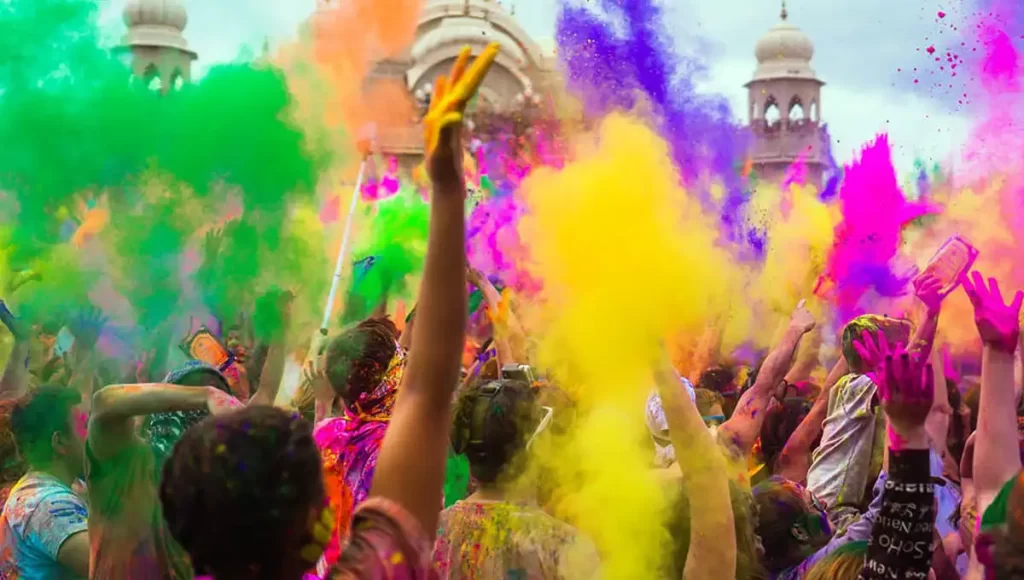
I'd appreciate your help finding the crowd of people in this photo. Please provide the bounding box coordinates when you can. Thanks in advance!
[1,48,1024,580]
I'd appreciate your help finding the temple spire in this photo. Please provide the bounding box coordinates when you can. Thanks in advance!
[780,0,788,20]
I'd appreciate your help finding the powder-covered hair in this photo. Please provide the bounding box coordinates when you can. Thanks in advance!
[324,316,399,408]
[803,541,867,580]
[160,406,324,579]
[752,477,817,574]
[841,315,912,374]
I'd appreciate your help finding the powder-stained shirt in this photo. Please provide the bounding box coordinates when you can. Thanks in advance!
[433,500,599,580]
[85,440,192,579]
[328,498,434,580]
[807,374,882,524]
[0,472,88,580]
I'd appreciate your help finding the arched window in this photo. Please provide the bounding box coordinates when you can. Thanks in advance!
[789,97,805,122]
[810,100,819,123]
[171,71,184,92]
[142,64,161,92]
[764,96,781,127]
[751,100,760,120]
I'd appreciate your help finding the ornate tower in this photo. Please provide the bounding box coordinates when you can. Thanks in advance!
[745,1,828,187]
[122,0,197,93]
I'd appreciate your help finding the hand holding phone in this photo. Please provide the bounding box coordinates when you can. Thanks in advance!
[916,235,978,298]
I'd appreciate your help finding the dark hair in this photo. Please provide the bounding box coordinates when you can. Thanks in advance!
[963,379,981,432]
[946,378,969,468]
[804,540,867,580]
[11,386,82,466]
[841,315,911,374]
[760,399,812,475]
[174,368,231,393]
[325,317,398,408]
[160,406,324,579]
[452,379,540,485]
[752,477,818,573]
[698,366,738,396]
[0,399,26,486]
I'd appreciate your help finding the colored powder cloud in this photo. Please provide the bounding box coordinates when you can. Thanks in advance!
[555,0,748,206]
[518,113,736,576]
[816,135,937,323]
[0,0,329,346]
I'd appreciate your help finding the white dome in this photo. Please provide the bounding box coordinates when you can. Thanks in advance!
[122,0,193,53]
[123,0,188,31]
[411,16,526,65]
[755,21,814,64]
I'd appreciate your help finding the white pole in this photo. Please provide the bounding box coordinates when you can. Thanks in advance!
[320,160,367,332]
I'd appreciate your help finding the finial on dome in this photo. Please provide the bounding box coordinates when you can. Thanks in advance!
[780,0,788,21]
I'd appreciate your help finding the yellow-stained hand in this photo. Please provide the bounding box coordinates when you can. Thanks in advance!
[422,43,500,185]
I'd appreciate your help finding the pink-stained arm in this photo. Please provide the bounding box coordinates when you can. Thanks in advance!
[654,361,735,580]
[718,315,811,458]
[89,384,218,461]
[775,355,848,483]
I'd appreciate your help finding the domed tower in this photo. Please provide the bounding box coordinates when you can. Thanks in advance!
[366,0,555,168]
[746,1,829,187]
[122,0,197,93]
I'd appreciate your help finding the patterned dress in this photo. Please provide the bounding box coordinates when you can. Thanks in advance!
[315,347,408,575]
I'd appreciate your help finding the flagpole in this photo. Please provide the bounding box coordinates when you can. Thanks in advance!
[319,159,367,334]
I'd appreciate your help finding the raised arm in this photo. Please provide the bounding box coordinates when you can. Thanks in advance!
[908,274,944,362]
[468,268,527,365]
[0,301,31,400]
[718,302,815,457]
[776,354,848,483]
[247,291,294,406]
[367,45,496,536]
[654,359,735,580]
[89,383,239,461]
[961,272,1023,513]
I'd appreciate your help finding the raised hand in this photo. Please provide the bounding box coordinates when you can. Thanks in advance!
[853,328,890,374]
[423,43,499,186]
[961,271,1023,354]
[70,306,108,352]
[865,337,935,446]
[788,299,816,334]
[302,359,333,405]
[913,273,944,314]
[466,266,486,289]
[0,301,29,342]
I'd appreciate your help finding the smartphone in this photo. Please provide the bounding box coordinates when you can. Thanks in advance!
[501,364,535,384]
[917,235,979,297]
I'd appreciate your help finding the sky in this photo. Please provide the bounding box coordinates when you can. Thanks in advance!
[98,0,977,177]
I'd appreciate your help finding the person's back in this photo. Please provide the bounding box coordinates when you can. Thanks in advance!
[434,500,597,580]
[435,379,599,579]
[806,315,909,527]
